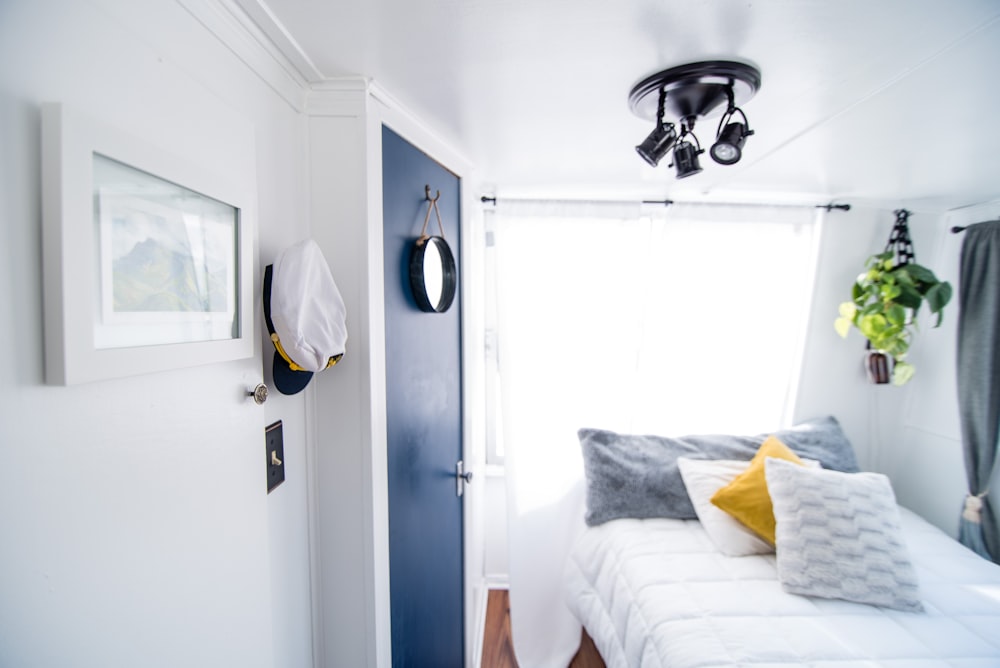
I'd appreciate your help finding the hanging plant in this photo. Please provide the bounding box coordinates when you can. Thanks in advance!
[834,209,953,385]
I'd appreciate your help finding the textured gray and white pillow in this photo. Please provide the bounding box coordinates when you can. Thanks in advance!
[577,416,859,526]
[765,458,924,612]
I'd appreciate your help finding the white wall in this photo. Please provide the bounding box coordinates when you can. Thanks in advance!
[891,202,1000,536]
[0,1,314,666]
[306,96,381,668]
[797,202,1000,539]
[482,471,510,582]
[795,205,900,470]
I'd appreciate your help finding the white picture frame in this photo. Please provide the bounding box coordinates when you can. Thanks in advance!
[41,103,256,385]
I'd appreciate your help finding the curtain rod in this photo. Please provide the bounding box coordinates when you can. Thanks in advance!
[952,217,1000,233]
[479,195,851,212]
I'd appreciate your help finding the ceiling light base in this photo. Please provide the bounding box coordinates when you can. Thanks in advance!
[628,60,761,124]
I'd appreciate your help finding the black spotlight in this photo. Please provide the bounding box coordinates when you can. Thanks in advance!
[636,123,677,167]
[710,121,752,165]
[672,140,703,179]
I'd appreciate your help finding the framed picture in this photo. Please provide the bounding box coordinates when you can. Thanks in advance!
[41,103,256,385]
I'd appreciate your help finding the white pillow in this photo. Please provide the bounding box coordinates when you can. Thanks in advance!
[765,458,924,612]
[677,457,775,556]
[678,457,822,557]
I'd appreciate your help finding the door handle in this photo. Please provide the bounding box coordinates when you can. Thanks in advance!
[247,383,269,405]
[452,461,472,497]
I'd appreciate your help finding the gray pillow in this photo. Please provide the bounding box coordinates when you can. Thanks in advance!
[765,458,923,612]
[577,416,858,526]
[771,416,860,473]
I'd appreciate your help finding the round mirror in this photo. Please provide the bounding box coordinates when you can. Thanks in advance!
[409,235,457,313]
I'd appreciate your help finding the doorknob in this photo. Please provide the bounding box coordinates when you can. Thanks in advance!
[247,383,269,405]
[452,461,472,497]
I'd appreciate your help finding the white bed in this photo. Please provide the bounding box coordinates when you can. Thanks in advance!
[564,508,1000,667]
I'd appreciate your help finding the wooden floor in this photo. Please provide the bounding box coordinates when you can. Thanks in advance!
[480,589,605,668]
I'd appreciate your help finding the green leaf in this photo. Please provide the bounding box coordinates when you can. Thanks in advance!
[834,317,852,338]
[904,263,937,284]
[859,314,887,339]
[885,337,909,357]
[892,361,915,386]
[880,283,901,301]
[838,302,858,319]
[925,281,953,314]
[895,284,922,310]
[851,282,864,302]
[860,302,881,316]
[886,303,906,326]
[893,268,915,287]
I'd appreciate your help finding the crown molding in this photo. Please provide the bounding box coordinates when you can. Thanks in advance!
[229,0,326,83]
[368,81,473,176]
[307,77,371,117]
[177,0,312,111]
[182,0,472,169]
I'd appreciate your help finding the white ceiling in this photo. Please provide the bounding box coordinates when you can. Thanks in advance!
[240,0,1000,211]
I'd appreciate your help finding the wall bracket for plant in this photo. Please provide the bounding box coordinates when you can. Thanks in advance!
[834,209,953,386]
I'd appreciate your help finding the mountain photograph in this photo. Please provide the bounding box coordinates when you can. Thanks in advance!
[112,236,230,313]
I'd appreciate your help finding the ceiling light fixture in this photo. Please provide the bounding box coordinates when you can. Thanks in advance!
[670,122,704,179]
[710,101,754,165]
[635,88,678,167]
[636,121,678,167]
[629,60,761,179]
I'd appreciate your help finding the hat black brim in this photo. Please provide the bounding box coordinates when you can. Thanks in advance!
[272,351,314,395]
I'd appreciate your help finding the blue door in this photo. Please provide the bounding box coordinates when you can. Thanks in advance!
[382,125,464,667]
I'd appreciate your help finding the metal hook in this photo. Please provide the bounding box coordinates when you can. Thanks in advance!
[419,185,447,241]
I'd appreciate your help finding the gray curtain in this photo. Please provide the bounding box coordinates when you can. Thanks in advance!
[956,221,1000,562]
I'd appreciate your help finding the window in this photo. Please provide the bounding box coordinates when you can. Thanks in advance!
[484,201,819,471]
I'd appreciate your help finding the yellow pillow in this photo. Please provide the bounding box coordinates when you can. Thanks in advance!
[710,436,804,544]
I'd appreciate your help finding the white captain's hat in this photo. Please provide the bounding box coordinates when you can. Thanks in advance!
[263,239,347,395]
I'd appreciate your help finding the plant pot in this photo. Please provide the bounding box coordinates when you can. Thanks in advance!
[865,349,892,384]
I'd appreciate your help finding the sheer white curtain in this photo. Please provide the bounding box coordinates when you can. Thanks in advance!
[491,201,820,667]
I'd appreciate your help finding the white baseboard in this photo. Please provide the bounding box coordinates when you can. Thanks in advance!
[483,575,510,590]
[472,579,515,667]
[471,581,488,668]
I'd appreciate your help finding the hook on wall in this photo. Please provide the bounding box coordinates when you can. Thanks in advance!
[419,185,446,241]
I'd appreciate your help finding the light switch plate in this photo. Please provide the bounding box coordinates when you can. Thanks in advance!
[266,420,285,493]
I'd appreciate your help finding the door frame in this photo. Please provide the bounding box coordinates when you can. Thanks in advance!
[371,89,484,667]
[361,83,483,667]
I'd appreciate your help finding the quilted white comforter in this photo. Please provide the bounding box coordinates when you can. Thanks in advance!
[563,508,1000,667]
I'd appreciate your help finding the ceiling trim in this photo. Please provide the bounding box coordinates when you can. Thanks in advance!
[369,81,474,176]
[177,0,311,111]
[304,78,474,175]
[307,77,371,117]
[229,0,326,82]
[181,0,471,168]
